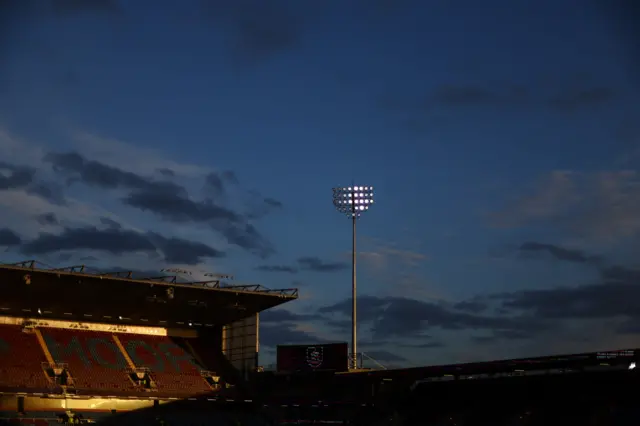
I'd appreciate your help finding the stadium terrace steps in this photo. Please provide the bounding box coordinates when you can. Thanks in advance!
[0,325,50,390]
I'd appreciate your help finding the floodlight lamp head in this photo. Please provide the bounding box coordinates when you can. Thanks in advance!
[332,185,374,218]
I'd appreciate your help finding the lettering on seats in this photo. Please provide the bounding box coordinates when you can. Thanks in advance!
[125,340,165,372]
[43,334,91,367]
[86,338,127,370]
[42,334,127,369]
[158,342,200,373]
[37,334,197,374]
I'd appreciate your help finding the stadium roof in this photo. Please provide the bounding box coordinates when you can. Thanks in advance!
[0,261,298,327]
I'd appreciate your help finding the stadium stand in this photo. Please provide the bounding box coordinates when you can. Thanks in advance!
[0,261,298,424]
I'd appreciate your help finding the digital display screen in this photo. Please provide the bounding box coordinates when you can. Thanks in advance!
[277,343,349,373]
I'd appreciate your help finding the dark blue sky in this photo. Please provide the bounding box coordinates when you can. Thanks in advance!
[1,0,640,367]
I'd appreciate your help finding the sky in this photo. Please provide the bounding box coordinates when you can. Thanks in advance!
[1,0,640,369]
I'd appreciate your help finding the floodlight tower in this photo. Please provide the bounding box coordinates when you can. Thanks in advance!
[332,185,374,369]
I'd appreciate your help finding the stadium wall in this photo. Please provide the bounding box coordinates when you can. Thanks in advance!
[0,394,171,413]
[222,313,258,379]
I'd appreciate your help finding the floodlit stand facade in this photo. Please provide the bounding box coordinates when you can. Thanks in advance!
[332,186,374,369]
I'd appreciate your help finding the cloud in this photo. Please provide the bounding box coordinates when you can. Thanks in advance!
[518,242,602,264]
[26,182,66,205]
[202,0,303,66]
[363,350,407,363]
[263,197,283,209]
[255,265,298,274]
[0,161,35,190]
[381,83,619,119]
[359,243,427,270]
[44,151,274,257]
[318,295,547,340]
[259,323,324,347]
[221,170,238,184]
[548,87,617,111]
[297,256,348,272]
[20,226,224,265]
[0,130,46,167]
[202,171,242,199]
[496,281,640,321]
[36,212,59,226]
[0,189,114,239]
[317,251,640,346]
[204,172,226,196]
[0,160,67,205]
[124,187,274,257]
[480,242,640,337]
[473,329,545,345]
[44,151,184,195]
[244,192,284,220]
[149,232,225,265]
[21,227,155,256]
[258,308,328,347]
[67,131,210,178]
[325,318,351,331]
[400,341,445,349]
[489,170,576,227]
[0,229,21,246]
[99,217,121,229]
[255,256,348,274]
[490,170,640,244]
[617,318,640,334]
[260,309,321,323]
[452,300,487,314]
[357,240,431,298]
[123,188,236,222]
[1,129,269,253]
[156,168,175,178]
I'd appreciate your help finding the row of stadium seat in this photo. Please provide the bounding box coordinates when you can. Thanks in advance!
[0,324,215,397]
[0,326,50,390]
[117,333,211,394]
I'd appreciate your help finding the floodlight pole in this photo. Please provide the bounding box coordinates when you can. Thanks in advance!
[351,209,357,370]
[332,185,373,371]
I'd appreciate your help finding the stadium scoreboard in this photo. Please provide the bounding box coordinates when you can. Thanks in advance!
[276,343,349,373]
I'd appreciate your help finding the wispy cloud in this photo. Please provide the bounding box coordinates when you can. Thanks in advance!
[0,126,282,267]
[359,244,428,270]
[489,170,640,245]
[68,131,211,178]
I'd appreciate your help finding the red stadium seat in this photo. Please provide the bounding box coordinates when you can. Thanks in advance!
[0,325,50,390]
[118,333,213,395]
[0,325,222,398]
[40,328,135,392]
